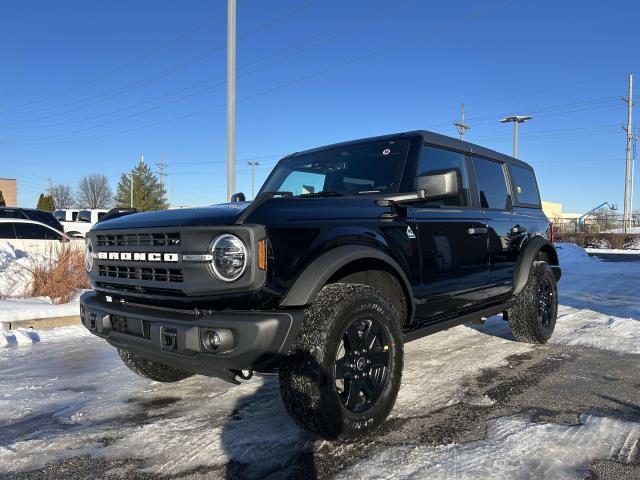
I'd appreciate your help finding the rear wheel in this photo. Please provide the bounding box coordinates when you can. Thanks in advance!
[118,349,193,382]
[279,283,403,440]
[507,261,558,344]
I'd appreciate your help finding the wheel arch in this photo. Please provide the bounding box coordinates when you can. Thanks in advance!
[279,245,415,325]
[513,236,560,295]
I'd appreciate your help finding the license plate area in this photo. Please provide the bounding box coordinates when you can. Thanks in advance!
[111,315,151,339]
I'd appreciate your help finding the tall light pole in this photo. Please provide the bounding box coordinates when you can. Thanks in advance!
[500,115,532,159]
[226,0,237,201]
[622,73,634,233]
[247,161,260,199]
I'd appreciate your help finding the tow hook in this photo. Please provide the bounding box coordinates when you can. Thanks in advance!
[160,327,178,352]
[232,369,253,381]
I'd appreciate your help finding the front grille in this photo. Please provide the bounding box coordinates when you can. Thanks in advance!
[98,265,184,283]
[96,232,181,247]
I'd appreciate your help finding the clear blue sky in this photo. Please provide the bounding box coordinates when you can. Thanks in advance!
[0,0,638,213]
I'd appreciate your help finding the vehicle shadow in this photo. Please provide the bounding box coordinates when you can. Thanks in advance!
[220,353,344,479]
[463,315,516,341]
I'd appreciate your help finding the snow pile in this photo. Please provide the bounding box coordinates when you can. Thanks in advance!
[0,292,83,323]
[0,242,44,297]
[0,326,39,348]
[339,414,640,479]
[0,324,89,349]
[554,242,591,263]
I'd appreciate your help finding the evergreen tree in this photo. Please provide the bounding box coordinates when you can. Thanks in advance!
[36,193,46,209]
[0,190,5,207]
[115,159,168,212]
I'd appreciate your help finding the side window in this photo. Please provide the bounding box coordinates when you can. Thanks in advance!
[279,171,326,195]
[510,165,540,206]
[0,223,16,239]
[415,146,471,206]
[98,212,106,221]
[472,157,510,209]
[14,223,62,240]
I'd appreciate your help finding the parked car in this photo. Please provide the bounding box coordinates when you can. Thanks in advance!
[0,207,64,232]
[80,130,560,440]
[0,218,73,254]
[56,209,108,238]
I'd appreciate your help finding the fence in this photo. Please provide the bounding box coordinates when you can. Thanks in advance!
[551,214,640,234]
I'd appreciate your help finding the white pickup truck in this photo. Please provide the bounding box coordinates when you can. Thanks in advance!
[53,209,108,238]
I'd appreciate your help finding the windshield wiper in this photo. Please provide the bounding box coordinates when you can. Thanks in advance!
[300,191,345,197]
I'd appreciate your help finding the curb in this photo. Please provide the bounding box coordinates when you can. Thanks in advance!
[1,315,81,331]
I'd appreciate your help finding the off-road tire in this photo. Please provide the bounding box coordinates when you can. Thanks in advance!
[279,283,404,440]
[507,260,558,344]
[118,349,193,382]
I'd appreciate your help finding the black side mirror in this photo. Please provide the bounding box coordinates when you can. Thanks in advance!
[230,192,246,202]
[416,169,460,200]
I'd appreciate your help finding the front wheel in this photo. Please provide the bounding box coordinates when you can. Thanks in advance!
[507,261,558,344]
[279,283,404,440]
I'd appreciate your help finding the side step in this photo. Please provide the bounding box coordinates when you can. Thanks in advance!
[404,301,513,343]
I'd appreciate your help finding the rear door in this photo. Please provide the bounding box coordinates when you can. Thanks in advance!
[471,156,523,295]
[411,145,490,320]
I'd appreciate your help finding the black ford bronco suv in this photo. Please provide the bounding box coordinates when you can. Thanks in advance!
[81,130,560,439]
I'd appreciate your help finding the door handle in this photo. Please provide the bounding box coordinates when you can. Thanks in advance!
[467,227,488,235]
[511,225,527,234]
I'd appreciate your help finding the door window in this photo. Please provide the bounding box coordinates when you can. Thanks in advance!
[14,223,63,240]
[416,146,471,206]
[510,165,541,206]
[472,157,510,210]
[0,223,16,239]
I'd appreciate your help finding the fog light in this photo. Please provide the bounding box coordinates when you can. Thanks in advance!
[202,329,221,351]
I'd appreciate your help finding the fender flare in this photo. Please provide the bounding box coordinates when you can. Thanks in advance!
[280,245,415,316]
[513,236,560,294]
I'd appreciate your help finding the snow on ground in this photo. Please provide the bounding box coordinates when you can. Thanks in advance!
[585,247,640,255]
[0,242,43,297]
[0,324,90,349]
[339,414,640,480]
[0,243,639,477]
[0,292,82,323]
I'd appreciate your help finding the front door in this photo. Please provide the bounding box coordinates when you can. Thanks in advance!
[411,146,490,321]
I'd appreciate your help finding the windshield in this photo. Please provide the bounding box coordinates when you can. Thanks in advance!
[260,139,410,197]
[78,210,92,222]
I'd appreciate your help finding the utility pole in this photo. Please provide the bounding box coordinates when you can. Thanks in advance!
[47,177,52,196]
[623,73,634,234]
[156,152,168,193]
[226,0,237,201]
[500,115,533,159]
[130,174,134,208]
[246,161,260,199]
[454,103,471,140]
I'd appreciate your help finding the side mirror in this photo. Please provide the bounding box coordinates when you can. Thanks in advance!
[230,192,246,202]
[416,169,460,200]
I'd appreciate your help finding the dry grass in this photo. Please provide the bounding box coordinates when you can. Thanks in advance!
[555,232,640,250]
[27,243,90,304]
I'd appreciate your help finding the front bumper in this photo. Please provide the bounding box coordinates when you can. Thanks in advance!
[80,291,303,381]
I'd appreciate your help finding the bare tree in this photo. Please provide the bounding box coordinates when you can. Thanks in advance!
[51,184,74,209]
[76,174,113,209]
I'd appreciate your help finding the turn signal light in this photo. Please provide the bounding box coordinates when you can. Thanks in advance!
[258,239,267,270]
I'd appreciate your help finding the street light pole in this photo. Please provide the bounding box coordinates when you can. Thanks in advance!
[500,115,533,159]
[246,161,260,199]
[226,0,236,201]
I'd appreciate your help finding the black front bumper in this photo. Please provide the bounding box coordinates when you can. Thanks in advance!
[80,291,303,381]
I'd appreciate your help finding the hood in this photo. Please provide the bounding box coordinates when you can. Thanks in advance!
[92,202,252,230]
[92,197,388,231]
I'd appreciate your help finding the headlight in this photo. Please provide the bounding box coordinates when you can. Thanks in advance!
[85,239,94,272]
[210,234,248,282]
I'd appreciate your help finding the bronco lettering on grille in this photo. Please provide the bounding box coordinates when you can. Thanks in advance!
[97,252,179,262]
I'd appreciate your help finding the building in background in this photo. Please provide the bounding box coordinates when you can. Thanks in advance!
[0,178,17,207]
[541,201,581,222]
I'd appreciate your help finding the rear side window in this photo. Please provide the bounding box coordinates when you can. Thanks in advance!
[0,223,16,239]
[510,165,540,206]
[14,223,62,240]
[472,157,510,209]
[416,146,471,206]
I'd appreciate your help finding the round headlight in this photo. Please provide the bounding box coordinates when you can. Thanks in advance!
[210,234,248,282]
[85,239,94,272]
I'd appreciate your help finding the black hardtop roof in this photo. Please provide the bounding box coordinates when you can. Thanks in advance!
[289,130,534,170]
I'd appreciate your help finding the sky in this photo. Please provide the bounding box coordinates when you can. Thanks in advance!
[0,0,638,214]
